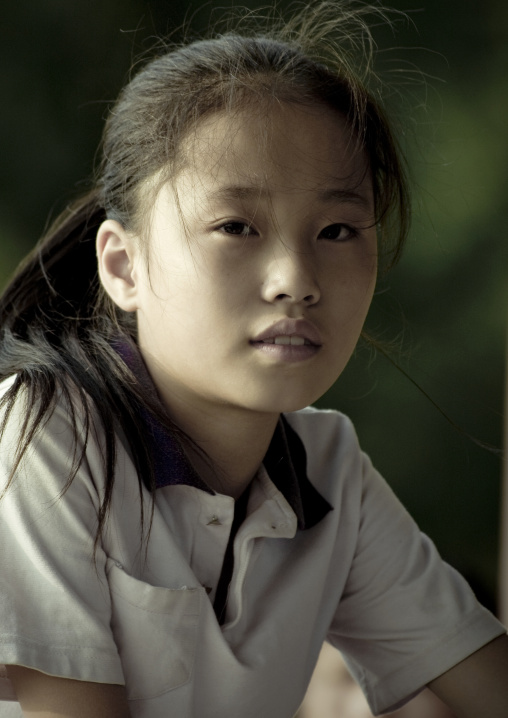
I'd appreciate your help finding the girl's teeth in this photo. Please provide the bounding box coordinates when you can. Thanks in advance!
[270,336,306,346]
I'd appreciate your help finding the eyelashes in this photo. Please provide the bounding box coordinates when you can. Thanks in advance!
[217,221,358,242]
[317,223,358,242]
[219,221,257,237]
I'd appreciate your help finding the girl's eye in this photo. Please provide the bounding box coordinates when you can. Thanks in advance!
[219,222,256,237]
[318,223,356,241]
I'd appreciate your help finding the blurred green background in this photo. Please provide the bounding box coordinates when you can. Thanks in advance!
[0,1,506,608]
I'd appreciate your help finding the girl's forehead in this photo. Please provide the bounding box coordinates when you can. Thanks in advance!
[178,104,371,196]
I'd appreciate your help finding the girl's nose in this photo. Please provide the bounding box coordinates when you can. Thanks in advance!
[261,248,321,306]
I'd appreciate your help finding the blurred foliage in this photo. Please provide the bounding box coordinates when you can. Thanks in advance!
[0,0,506,607]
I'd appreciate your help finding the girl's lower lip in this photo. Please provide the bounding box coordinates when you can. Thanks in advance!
[250,341,320,362]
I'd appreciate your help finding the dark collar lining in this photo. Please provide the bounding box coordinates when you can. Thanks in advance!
[266,415,333,530]
[113,338,332,530]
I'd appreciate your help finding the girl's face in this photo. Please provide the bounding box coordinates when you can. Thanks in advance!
[131,103,377,421]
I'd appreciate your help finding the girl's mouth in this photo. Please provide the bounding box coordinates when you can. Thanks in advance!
[250,336,321,362]
[256,335,313,346]
[250,318,322,361]
[251,318,322,346]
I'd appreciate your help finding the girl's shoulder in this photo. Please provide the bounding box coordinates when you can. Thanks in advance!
[283,406,367,500]
[0,373,105,482]
[284,405,360,453]
[0,373,95,431]
[0,373,17,397]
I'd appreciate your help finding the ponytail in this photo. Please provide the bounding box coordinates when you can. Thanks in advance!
[0,193,155,556]
[0,191,104,343]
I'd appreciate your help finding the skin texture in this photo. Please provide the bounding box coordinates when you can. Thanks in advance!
[427,634,508,718]
[7,637,508,718]
[5,666,131,718]
[98,103,378,496]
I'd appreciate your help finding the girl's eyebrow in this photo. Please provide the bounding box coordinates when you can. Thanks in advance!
[317,187,373,208]
[209,184,373,207]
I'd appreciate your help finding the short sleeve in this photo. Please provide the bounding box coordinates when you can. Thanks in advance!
[0,384,125,700]
[326,450,506,715]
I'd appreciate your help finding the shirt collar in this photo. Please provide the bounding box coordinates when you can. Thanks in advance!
[266,414,333,529]
[113,338,332,530]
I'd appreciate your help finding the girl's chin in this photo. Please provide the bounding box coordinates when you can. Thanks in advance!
[239,391,327,416]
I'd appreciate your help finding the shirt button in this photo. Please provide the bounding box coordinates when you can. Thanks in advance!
[207,515,222,526]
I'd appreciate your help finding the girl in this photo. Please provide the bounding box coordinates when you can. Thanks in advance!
[0,3,507,717]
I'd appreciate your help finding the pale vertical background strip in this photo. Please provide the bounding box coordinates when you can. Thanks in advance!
[498,331,508,626]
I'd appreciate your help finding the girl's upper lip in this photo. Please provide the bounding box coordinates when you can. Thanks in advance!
[251,318,322,346]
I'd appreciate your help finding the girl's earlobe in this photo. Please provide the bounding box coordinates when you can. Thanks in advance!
[96,219,139,312]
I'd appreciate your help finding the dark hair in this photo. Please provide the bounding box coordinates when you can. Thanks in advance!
[0,2,410,553]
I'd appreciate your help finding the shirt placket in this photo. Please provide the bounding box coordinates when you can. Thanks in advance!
[223,488,297,629]
[192,493,235,603]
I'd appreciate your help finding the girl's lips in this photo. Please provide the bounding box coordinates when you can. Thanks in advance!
[250,318,322,361]
[251,318,322,346]
[258,335,309,346]
[251,341,321,362]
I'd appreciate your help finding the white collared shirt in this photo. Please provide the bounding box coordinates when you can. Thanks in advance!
[0,380,505,716]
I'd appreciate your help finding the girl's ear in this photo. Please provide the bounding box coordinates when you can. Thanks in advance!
[96,220,140,312]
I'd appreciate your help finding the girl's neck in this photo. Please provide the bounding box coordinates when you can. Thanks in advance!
[169,402,280,499]
[136,343,280,497]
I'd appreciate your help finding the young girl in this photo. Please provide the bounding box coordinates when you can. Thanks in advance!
[0,3,507,717]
